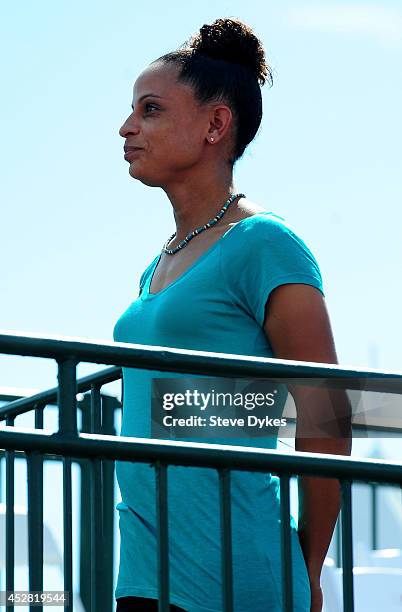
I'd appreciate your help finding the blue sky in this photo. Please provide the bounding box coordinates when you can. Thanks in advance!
[1,0,402,401]
[1,0,402,601]
[2,0,402,398]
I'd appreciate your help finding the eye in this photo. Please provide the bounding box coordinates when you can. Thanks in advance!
[144,103,158,113]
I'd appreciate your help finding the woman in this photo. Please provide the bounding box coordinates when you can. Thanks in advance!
[113,18,350,612]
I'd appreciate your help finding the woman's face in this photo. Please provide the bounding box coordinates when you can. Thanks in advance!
[119,62,213,187]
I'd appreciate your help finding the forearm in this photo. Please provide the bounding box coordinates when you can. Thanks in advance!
[296,439,350,580]
[293,386,352,581]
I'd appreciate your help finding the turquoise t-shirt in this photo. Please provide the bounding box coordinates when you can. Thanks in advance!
[113,212,324,611]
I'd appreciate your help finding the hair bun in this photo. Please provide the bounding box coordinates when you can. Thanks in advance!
[186,18,271,86]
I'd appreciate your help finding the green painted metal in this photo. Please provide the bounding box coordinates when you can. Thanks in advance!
[57,357,76,612]
[90,384,106,612]
[63,456,73,612]
[57,358,78,438]
[27,451,44,610]
[0,390,117,611]
[27,405,45,612]
[79,397,92,612]
[101,395,117,612]
[90,384,102,434]
[1,427,402,485]
[280,475,293,612]
[1,332,402,612]
[219,468,233,612]
[90,456,104,612]
[0,366,121,421]
[155,462,170,612]
[341,480,354,612]
[1,331,402,393]
[335,518,342,568]
[77,388,112,612]
[5,415,15,596]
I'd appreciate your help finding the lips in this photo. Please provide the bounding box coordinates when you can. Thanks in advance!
[124,147,143,161]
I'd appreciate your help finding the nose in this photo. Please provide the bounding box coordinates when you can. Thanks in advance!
[119,113,140,138]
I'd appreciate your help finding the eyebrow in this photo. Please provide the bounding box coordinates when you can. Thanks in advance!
[131,94,164,110]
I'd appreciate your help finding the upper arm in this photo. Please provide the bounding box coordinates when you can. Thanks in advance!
[263,283,338,364]
[263,284,353,444]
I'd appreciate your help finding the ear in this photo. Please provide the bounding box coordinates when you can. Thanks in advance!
[206,104,233,143]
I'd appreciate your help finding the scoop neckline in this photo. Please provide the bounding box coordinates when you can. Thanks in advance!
[140,211,274,301]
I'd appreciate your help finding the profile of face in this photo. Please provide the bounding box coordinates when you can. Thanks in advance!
[119,61,233,188]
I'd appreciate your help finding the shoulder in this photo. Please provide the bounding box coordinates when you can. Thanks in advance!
[239,211,289,235]
[230,212,315,255]
[220,210,323,289]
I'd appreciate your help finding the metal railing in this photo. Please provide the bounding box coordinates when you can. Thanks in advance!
[1,330,402,612]
[0,380,119,611]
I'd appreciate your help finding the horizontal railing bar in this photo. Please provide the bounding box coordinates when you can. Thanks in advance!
[0,449,66,460]
[1,391,36,402]
[1,331,402,391]
[248,419,402,436]
[3,415,399,460]
[2,409,402,438]
[0,427,402,485]
[0,366,121,420]
[2,418,402,442]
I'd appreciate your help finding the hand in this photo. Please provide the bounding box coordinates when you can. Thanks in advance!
[310,582,323,612]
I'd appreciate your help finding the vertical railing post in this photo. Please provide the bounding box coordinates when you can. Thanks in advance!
[155,461,169,612]
[101,395,117,611]
[335,517,342,568]
[57,356,78,612]
[371,483,378,550]
[280,474,294,612]
[80,392,117,612]
[79,395,91,612]
[27,403,45,612]
[218,468,233,612]
[341,479,355,612]
[89,383,106,612]
[62,456,73,612]
[58,357,78,437]
[5,415,15,603]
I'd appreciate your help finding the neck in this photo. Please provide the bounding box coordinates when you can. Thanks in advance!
[163,169,239,243]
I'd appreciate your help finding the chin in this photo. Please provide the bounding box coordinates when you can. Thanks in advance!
[128,163,145,181]
[128,165,164,187]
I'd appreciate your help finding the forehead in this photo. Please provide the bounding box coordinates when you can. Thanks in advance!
[132,62,193,103]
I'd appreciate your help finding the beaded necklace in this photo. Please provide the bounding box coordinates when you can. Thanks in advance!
[162,193,246,255]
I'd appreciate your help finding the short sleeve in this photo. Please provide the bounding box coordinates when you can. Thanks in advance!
[220,215,325,328]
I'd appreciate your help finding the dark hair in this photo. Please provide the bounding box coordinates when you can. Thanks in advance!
[152,17,273,167]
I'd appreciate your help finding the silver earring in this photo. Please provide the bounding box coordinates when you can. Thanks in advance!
[210,137,214,142]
